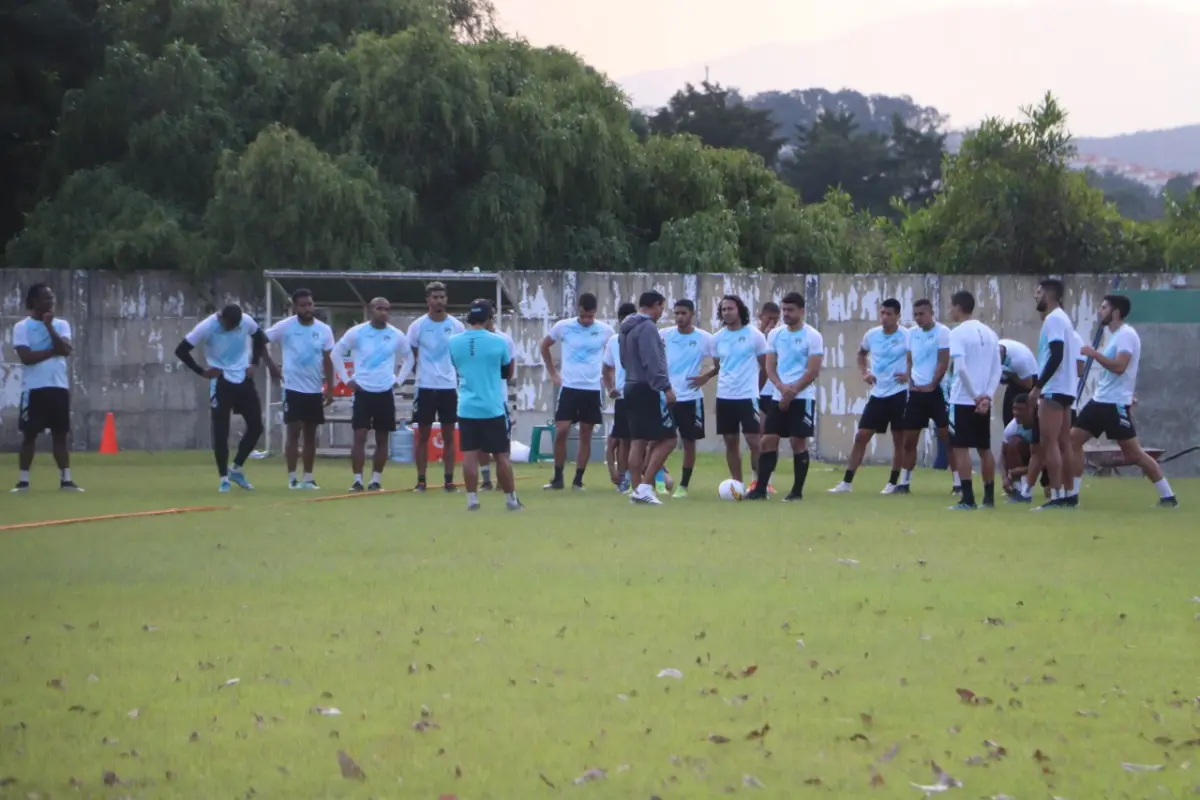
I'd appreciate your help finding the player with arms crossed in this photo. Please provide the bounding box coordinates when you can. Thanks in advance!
[176,304,269,492]
[1027,278,1077,509]
[450,300,522,512]
[1072,295,1177,507]
[895,298,951,494]
[468,299,516,492]
[12,284,82,492]
[660,299,714,498]
[540,292,614,491]
[753,291,823,502]
[829,298,910,494]
[332,298,414,492]
[265,289,335,489]
[620,291,677,505]
[408,282,466,493]
[602,302,638,493]
[945,290,1002,510]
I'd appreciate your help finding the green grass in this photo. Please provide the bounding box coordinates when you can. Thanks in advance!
[1,452,1197,799]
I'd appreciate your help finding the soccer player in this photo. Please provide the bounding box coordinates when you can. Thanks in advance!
[998,338,1037,425]
[449,300,522,512]
[756,301,780,419]
[407,281,466,493]
[602,302,638,493]
[753,291,823,502]
[471,299,516,492]
[828,298,910,494]
[944,290,1002,510]
[1072,295,1177,507]
[176,304,269,492]
[698,295,768,487]
[265,288,335,489]
[540,292,614,490]
[660,299,714,498]
[896,298,951,493]
[1027,278,1076,509]
[620,291,676,505]
[11,284,82,492]
[331,298,414,492]
[1000,393,1037,496]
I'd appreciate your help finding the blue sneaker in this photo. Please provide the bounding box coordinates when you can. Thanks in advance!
[301,480,320,490]
[228,469,254,491]
[219,478,231,493]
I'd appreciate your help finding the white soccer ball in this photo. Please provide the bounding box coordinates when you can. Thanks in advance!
[718,479,745,501]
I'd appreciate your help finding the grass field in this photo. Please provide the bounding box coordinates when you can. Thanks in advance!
[1,451,1197,799]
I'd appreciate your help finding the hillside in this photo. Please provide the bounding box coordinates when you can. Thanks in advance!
[1073,126,1200,174]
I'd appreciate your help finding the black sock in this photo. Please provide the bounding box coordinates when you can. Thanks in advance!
[757,451,778,492]
[573,468,585,485]
[844,469,855,484]
[417,473,426,484]
[553,465,564,483]
[1039,471,1050,488]
[681,467,694,488]
[961,479,975,506]
[444,471,454,485]
[983,482,995,504]
[793,452,810,496]
[889,469,900,485]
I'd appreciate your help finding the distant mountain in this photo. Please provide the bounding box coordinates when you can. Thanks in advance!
[1073,126,1200,174]
[742,88,945,141]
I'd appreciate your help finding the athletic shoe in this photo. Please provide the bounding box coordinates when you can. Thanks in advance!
[413,481,427,493]
[60,480,84,492]
[349,481,365,493]
[880,483,898,495]
[543,480,564,490]
[891,484,911,494]
[951,485,962,496]
[301,480,320,490]
[1006,492,1032,504]
[11,481,29,493]
[289,479,303,490]
[1032,498,1065,511]
[467,497,481,511]
[227,470,254,491]
[630,486,662,505]
[572,482,586,491]
[1158,496,1179,508]
[782,491,803,502]
[981,498,994,509]
[1063,495,1079,507]
[443,482,457,493]
[744,490,768,501]
[480,481,494,491]
[506,497,524,511]
[948,501,977,510]
[616,479,631,494]
[367,481,382,491]
[672,486,689,499]
[655,480,667,494]
[827,482,852,493]
[218,478,231,493]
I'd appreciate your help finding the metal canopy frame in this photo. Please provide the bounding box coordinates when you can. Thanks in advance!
[260,270,518,457]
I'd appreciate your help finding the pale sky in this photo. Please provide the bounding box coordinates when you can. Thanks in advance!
[493,0,1200,135]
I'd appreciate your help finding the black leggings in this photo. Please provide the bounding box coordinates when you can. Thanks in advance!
[210,377,264,476]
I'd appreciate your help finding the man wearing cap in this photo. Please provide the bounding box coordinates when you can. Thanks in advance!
[449,300,522,511]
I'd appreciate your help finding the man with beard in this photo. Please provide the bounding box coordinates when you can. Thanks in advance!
[660,299,714,497]
[1028,279,1076,509]
[408,281,466,493]
[944,290,1002,510]
[895,298,951,494]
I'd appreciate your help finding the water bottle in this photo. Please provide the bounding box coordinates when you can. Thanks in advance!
[390,425,414,463]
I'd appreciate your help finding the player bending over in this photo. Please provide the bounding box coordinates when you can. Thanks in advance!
[999,393,1038,497]
[945,290,1002,510]
[450,300,522,511]
[896,298,951,493]
[661,299,714,498]
[753,292,823,501]
[176,304,269,492]
[1072,295,1177,508]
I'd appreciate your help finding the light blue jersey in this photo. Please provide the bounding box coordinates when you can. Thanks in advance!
[450,329,512,419]
[859,326,910,398]
[1092,324,1140,406]
[711,326,768,400]
[265,316,335,395]
[766,324,823,401]
[602,335,624,398]
[548,317,614,391]
[907,322,950,388]
[184,313,260,385]
[332,322,410,393]
[661,326,713,402]
[407,314,466,390]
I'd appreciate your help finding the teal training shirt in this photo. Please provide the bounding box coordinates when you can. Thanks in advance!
[450,329,512,419]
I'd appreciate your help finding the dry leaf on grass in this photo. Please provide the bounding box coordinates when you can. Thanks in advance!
[708,734,731,744]
[337,750,366,780]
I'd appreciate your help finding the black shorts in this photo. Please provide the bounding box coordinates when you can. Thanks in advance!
[459,416,510,454]
[555,387,603,426]
[765,396,815,439]
[1043,392,1074,408]
[18,387,70,435]
[949,403,991,449]
[902,389,949,430]
[1074,401,1136,441]
[413,388,457,426]
[625,383,675,442]
[211,376,262,420]
[352,388,396,432]
[671,399,706,441]
[716,398,760,436]
[283,390,325,425]
[609,398,630,440]
[758,395,774,414]
[859,392,907,433]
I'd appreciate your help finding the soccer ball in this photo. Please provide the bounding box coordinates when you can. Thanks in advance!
[718,479,745,501]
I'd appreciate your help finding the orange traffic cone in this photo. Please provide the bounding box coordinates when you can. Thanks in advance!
[99,412,119,454]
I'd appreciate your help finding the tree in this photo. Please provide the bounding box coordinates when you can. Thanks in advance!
[649,81,786,168]
[1084,169,1164,221]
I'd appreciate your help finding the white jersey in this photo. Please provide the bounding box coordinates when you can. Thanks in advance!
[602,335,624,399]
[766,324,823,401]
[999,339,1037,381]
[661,326,714,402]
[184,313,261,385]
[711,326,768,401]
[1092,324,1140,406]
[333,322,411,393]
[948,319,1001,406]
[1069,329,1088,409]
[1003,418,1034,444]
[907,322,950,388]
[265,316,335,395]
[407,314,466,390]
[12,317,72,391]
[1037,308,1076,397]
[860,325,910,398]
[547,317,614,391]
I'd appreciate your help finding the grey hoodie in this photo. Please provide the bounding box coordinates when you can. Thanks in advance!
[619,313,670,393]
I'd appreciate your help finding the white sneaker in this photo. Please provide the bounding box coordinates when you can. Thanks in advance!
[828,482,853,493]
[630,485,662,505]
[880,483,897,495]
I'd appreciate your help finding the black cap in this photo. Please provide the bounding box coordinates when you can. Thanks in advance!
[467,300,493,324]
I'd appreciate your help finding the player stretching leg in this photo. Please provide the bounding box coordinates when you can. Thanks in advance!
[451,300,522,511]
[408,282,466,493]
[265,288,335,489]
[621,292,676,504]
[1027,279,1076,510]
[1072,295,1177,507]
[829,299,910,494]
[603,303,638,492]
[176,305,268,492]
[944,291,1002,510]
[471,302,516,491]
[332,298,414,492]
[752,292,823,502]
[661,299,714,498]
[12,284,82,492]
[897,299,951,493]
[540,293,614,491]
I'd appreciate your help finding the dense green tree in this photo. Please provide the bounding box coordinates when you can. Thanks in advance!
[648,81,786,169]
[1084,169,1164,221]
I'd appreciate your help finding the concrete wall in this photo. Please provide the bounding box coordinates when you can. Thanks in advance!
[4,269,1197,474]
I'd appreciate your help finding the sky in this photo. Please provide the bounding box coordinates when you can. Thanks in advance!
[492,0,1200,136]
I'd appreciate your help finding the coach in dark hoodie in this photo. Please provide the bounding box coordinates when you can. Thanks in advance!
[620,290,677,504]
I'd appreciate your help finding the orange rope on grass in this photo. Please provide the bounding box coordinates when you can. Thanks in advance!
[0,505,231,532]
